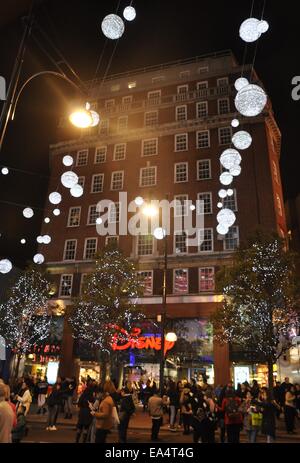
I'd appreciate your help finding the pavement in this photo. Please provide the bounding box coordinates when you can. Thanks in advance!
[24,404,300,444]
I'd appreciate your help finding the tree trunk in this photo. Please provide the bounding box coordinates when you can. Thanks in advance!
[10,353,21,387]
[267,358,274,400]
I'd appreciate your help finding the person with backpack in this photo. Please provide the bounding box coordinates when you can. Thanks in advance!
[118,387,136,443]
[221,388,243,443]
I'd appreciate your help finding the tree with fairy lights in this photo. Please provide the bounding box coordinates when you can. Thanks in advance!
[211,232,299,396]
[70,245,144,381]
[0,266,51,380]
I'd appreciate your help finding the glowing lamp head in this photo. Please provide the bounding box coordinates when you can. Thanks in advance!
[123,6,136,21]
[153,227,166,240]
[101,14,125,40]
[135,196,144,207]
[23,208,34,219]
[63,155,74,167]
[142,204,158,218]
[33,254,45,265]
[69,109,93,128]
[0,259,13,274]
[165,332,177,343]
[70,184,84,198]
[53,209,61,216]
[49,192,62,205]
[1,167,9,175]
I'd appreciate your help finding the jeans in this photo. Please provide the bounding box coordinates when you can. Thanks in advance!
[169,406,177,427]
[247,429,258,443]
[285,406,296,432]
[47,405,59,427]
[65,396,73,415]
[226,424,241,443]
[95,429,109,443]
[151,418,162,440]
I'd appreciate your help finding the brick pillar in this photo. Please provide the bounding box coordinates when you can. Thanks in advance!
[214,341,231,386]
[59,316,76,378]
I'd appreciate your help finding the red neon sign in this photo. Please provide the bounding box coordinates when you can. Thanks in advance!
[111,326,175,356]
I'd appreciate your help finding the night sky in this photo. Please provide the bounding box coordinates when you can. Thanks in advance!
[0,0,300,268]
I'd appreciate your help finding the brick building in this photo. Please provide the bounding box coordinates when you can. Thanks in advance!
[34,50,286,387]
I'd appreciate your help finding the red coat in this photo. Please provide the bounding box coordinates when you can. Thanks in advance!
[221,397,243,425]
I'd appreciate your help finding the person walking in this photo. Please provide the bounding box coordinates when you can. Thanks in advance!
[92,380,116,443]
[167,381,180,431]
[148,391,165,442]
[284,384,297,434]
[221,389,243,443]
[240,391,262,443]
[0,383,14,443]
[16,381,32,416]
[76,387,95,443]
[46,383,63,431]
[36,377,48,415]
[260,389,280,443]
[64,377,76,419]
[118,387,136,443]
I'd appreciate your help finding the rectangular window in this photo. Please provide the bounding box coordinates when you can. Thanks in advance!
[224,226,240,251]
[197,101,208,118]
[174,269,189,294]
[174,232,187,254]
[137,271,153,296]
[140,167,157,187]
[199,229,214,252]
[175,133,188,152]
[84,238,98,260]
[118,116,128,132]
[145,111,158,127]
[63,240,77,261]
[88,205,98,225]
[223,189,237,211]
[219,127,232,145]
[174,163,188,183]
[197,81,208,90]
[217,77,229,87]
[108,202,120,223]
[199,66,209,74]
[218,98,230,115]
[147,90,161,104]
[100,119,109,135]
[176,105,187,121]
[105,236,119,247]
[95,146,107,164]
[91,174,104,193]
[142,138,158,156]
[197,130,210,149]
[174,195,188,217]
[105,99,115,109]
[199,268,215,292]
[76,150,88,167]
[113,143,126,161]
[137,235,153,256]
[111,171,124,191]
[198,192,213,215]
[59,274,73,298]
[122,95,132,106]
[67,207,81,227]
[179,71,190,79]
[197,160,211,180]
[177,84,189,94]
[77,176,85,188]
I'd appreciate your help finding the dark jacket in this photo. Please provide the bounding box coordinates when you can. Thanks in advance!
[119,394,135,417]
[47,388,63,407]
[168,390,180,408]
[77,390,94,427]
[261,401,277,438]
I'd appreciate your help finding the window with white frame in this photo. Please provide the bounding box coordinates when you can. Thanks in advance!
[76,150,88,166]
[218,98,230,115]
[198,192,213,215]
[95,146,107,164]
[276,194,283,217]
[118,116,128,132]
[105,99,115,109]
[140,166,157,187]
[175,133,188,152]
[88,205,98,225]
[199,229,214,252]
[174,232,187,254]
[111,171,124,190]
[175,163,188,183]
[147,90,161,104]
[122,95,132,106]
[137,235,153,256]
[137,271,153,295]
[84,238,98,260]
[176,105,187,122]
[100,119,109,135]
[142,138,158,156]
[217,77,229,87]
[223,190,237,211]
[105,236,119,247]
[145,111,158,127]
[77,176,85,188]
[108,202,120,223]
[177,84,189,94]
[179,71,190,79]
[59,274,73,298]
[197,130,210,148]
[114,144,126,161]
[174,269,189,294]
[67,207,81,227]
[174,195,188,217]
[197,160,211,180]
[197,101,208,118]
[91,174,104,193]
[199,268,215,292]
[63,240,77,261]
[219,127,232,145]
[224,226,239,251]
[199,66,209,74]
[197,81,208,90]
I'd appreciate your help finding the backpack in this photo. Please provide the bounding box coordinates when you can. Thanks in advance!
[225,399,241,421]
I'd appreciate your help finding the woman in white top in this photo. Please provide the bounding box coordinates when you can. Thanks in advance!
[16,381,32,416]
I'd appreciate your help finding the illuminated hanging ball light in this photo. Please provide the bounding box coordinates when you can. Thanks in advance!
[227,189,234,197]
[23,207,34,219]
[217,202,223,209]
[257,20,269,34]
[218,189,228,199]
[190,204,196,211]
[232,131,252,150]
[220,172,233,186]
[217,209,236,227]
[123,6,136,21]
[69,109,93,129]
[1,167,9,175]
[217,224,229,236]
[235,84,267,117]
[49,192,62,205]
[239,18,262,43]
[63,155,74,167]
[20,239,26,245]
[44,217,50,224]
[53,208,61,216]
[220,149,241,170]
[43,235,52,245]
[231,119,240,128]
[37,236,44,244]
[90,110,100,127]
[135,196,144,207]
[235,77,249,91]
[230,165,242,177]
[101,14,125,40]
[33,253,45,265]
[70,184,84,198]
[165,332,177,343]
[0,259,13,274]
[61,171,78,189]
[96,218,103,225]
[153,227,166,241]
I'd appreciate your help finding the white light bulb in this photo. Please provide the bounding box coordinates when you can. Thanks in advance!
[190,204,196,211]
[62,155,74,167]
[134,196,144,207]
[230,165,242,177]
[217,202,223,209]
[101,14,125,40]
[123,6,136,21]
[235,78,249,91]
[23,208,34,219]
[220,172,233,186]
[217,209,236,227]
[20,239,26,245]
[227,189,234,197]
[220,149,242,170]
[49,192,62,205]
[235,84,267,117]
[43,235,51,245]
[231,119,240,128]
[0,259,13,274]
[217,224,229,236]
[257,20,269,34]
[37,236,44,244]
[218,189,227,199]
[44,217,50,224]
[96,218,102,225]
[61,171,78,189]
[1,167,9,175]
[232,131,252,150]
[239,18,262,43]
[33,254,45,265]
[153,228,166,240]
[53,209,61,216]
[70,184,83,198]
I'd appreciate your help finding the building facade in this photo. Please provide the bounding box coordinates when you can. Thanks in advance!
[35,50,286,387]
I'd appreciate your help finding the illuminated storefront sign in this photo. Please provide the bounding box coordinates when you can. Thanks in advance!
[111,326,176,356]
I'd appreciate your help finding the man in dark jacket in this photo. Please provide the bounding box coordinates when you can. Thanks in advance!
[46,383,63,431]
[118,388,135,443]
[36,377,48,415]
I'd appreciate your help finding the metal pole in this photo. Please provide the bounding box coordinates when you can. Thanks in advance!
[159,234,168,396]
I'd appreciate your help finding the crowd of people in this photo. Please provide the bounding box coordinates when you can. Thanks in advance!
[0,374,299,444]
